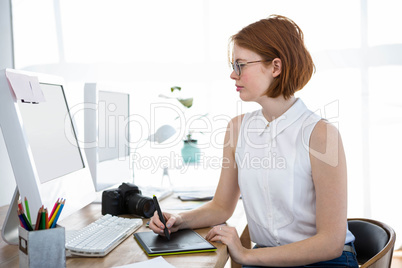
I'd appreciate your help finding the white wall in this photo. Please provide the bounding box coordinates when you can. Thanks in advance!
[3,0,402,247]
[0,0,13,69]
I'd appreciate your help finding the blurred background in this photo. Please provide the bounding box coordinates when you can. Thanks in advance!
[1,0,401,247]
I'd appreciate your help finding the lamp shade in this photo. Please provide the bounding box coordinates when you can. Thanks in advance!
[147,125,176,143]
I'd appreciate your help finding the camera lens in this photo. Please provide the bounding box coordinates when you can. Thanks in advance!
[126,194,155,218]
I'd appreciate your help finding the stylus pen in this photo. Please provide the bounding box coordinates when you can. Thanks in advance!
[153,195,170,241]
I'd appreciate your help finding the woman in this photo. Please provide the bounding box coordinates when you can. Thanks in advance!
[150,15,358,267]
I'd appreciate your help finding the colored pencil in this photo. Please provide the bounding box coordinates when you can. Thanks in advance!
[45,208,49,229]
[17,209,28,230]
[40,209,46,230]
[51,199,65,228]
[48,198,59,220]
[48,199,62,227]
[17,202,24,228]
[18,200,23,212]
[19,198,64,231]
[20,210,33,231]
[34,206,43,230]
[24,197,31,225]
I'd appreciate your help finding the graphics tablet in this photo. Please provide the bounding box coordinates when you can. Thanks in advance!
[134,229,217,256]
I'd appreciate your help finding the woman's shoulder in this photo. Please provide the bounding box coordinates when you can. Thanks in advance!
[227,109,264,136]
[310,119,340,145]
[229,114,245,129]
[223,114,246,149]
[225,110,263,146]
[309,119,343,166]
[229,109,261,127]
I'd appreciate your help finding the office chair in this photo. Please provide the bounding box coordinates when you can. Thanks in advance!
[348,218,396,268]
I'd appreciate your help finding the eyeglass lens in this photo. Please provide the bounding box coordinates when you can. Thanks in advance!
[231,62,241,76]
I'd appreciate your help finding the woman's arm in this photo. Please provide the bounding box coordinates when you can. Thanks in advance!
[149,115,244,234]
[208,120,348,266]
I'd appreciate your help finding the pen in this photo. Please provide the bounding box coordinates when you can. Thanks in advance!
[153,195,170,240]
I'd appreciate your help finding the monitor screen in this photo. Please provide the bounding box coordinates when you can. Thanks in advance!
[18,83,84,184]
[0,69,95,245]
[98,91,130,163]
[84,84,131,193]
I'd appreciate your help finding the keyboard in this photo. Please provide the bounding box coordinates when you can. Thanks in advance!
[65,214,142,257]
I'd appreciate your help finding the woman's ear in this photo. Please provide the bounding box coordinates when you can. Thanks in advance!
[272,58,282,78]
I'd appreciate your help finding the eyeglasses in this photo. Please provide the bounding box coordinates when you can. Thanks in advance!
[231,59,272,76]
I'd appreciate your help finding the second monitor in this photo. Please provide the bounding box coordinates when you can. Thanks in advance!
[84,83,131,192]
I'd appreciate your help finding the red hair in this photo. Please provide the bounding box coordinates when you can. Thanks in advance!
[230,15,315,99]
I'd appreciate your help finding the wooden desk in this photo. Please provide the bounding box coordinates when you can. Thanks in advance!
[0,196,248,268]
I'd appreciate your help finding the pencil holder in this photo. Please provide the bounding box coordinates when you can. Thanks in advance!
[18,225,66,268]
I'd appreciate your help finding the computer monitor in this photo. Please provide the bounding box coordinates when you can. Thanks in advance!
[0,69,95,245]
[84,83,131,192]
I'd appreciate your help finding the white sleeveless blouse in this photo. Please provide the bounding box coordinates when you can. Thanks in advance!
[235,98,354,247]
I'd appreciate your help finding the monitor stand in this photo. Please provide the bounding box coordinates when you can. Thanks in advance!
[1,187,21,245]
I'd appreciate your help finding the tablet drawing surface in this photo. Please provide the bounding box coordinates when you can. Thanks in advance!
[134,229,217,256]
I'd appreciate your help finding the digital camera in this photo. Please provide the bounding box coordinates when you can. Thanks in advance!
[101,183,155,218]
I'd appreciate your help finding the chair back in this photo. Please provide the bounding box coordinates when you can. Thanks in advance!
[348,218,396,268]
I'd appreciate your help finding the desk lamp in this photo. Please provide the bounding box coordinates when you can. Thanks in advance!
[147,124,176,143]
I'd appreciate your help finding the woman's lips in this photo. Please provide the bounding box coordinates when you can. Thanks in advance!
[236,86,243,92]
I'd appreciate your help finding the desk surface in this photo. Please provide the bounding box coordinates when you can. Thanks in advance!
[0,196,247,268]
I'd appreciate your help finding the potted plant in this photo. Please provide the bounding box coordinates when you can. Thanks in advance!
[159,86,204,163]
[181,130,201,163]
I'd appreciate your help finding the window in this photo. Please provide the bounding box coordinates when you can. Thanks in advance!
[11,0,402,247]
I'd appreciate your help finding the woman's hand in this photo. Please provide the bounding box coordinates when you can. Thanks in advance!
[148,210,183,236]
[206,225,248,264]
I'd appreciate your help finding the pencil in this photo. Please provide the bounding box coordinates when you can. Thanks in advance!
[48,199,62,227]
[45,208,49,229]
[17,203,24,228]
[20,210,33,231]
[40,209,46,230]
[18,200,23,213]
[24,197,31,225]
[17,209,28,230]
[48,198,59,221]
[34,206,43,230]
[51,199,65,228]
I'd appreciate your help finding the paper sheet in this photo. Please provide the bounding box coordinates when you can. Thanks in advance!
[5,70,45,103]
[112,256,176,268]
